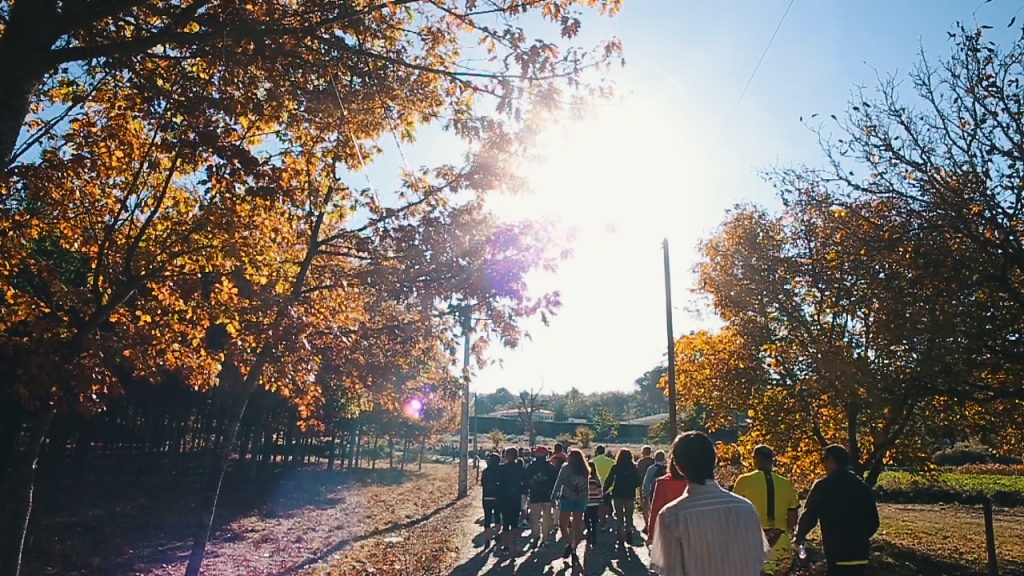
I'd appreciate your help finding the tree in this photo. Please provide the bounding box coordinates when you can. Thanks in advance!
[575,425,594,448]
[633,365,667,416]
[0,1,627,572]
[591,406,618,442]
[517,388,543,446]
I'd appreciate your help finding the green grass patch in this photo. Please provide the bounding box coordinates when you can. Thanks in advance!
[877,471,1024,496]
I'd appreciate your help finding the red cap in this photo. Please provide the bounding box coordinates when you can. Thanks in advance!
[533,446,549,457]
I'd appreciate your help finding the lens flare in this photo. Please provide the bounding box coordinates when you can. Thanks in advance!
[403,398,424,420]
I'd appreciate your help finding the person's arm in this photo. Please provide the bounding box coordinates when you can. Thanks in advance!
[648,507,683,575]
[795,479,824,544]
[603,465,617,494]
[643,466,657,498]
[550,466,567,502]
[786,483,800,534]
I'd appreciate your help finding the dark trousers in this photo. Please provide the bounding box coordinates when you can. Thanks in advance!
[827,563,867,576]
[584,506,599,535]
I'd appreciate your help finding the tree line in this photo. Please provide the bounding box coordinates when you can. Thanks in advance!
[0,1,625,575]
[668,22,1024,489]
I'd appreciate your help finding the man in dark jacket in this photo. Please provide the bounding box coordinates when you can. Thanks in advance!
[525,446,557,548]
[795,445,880,576]
[498,447,526,555]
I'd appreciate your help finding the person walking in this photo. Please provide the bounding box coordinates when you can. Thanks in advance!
[603,448,643,548]
[480,452,503,548]
[550,448,590,564]
[646,450,686,546]
[649,432,768,576]
[636,445,656,533]
[585,463,604,548]
[794,445,880,576]
[592,445,615,527]
[550,442,568,469]
[498,447,525,555]
[526,446,557,548]
[733,445,800,575]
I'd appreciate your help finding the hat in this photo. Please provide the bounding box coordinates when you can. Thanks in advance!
[533,446,549,457]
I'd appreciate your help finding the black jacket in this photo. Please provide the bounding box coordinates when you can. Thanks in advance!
[603,462,643,500]
[796,469,880,564]
[481,466,502,501]
[526,458,557,503]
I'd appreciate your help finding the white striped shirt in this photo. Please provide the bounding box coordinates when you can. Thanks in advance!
[649,481,769,576]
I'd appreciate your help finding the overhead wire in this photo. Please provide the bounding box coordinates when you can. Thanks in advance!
[707,0,797,160]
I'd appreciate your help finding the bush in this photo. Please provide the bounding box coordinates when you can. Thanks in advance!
[575,426,595,448]
[555,432,575,447]
[931,442,992,466]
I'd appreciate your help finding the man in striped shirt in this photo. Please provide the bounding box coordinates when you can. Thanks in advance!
[650,432,769,576]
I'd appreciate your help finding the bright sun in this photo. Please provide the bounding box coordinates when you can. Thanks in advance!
[490,92,700,250]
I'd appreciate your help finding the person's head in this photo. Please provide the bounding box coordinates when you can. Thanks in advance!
[671,431,716,485]
[753,445,775,472]
[615,448,634,467]
[533,446,549,460]
[487,452,501,468]
[666,452,685,480]
[554,442,565,454]
[641,445,653,458]
[654,450,666,464]
[567,448,591,477]
[822,444,850,475]
[595,445,606,456]
[503,446,518,462]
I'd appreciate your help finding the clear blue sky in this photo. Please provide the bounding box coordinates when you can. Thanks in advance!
[366,1,1022,397]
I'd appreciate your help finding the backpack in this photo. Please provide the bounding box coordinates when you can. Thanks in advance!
[560,472,588,502]
[482,467,501,499]
[652,462,667,478]
[504,463,524,498]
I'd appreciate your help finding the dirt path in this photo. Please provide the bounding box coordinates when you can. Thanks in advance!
[446,493,652,576]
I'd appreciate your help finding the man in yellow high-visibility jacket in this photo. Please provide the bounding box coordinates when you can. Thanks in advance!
[733,445,799,576]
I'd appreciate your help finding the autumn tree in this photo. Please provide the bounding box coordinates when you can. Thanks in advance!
[0,2,626,575]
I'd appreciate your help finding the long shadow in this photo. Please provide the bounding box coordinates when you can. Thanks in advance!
[272,497,460,576]
[22,460,422,576]
[869,542,1024,576]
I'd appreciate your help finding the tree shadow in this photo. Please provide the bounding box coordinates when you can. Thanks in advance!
[271,497,460,575]
[21,460,423,576]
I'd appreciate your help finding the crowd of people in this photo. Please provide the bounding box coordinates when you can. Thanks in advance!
[478,432,880,576]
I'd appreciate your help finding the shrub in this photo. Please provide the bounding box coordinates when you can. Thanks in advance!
[488,429,505,451]
[555,432,575,447]
[931,442,992,467]
[575,426,595,448]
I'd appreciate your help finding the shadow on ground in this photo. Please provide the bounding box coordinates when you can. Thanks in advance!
[22,459,422,575]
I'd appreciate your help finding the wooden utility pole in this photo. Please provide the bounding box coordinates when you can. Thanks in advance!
[663,238,679,440]
[457,303,472,498]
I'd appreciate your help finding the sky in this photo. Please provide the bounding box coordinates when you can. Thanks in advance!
[362,1,1023,397]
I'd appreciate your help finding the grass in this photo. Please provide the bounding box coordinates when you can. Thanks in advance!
[877,470,1024,495]
[872,503,1024,575]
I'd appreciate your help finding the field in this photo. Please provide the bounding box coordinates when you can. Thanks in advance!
[877,470,1024,496]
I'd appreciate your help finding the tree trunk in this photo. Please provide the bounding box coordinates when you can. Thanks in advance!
[0,402,24,488]
[401,436,410,471]
[326,434,336,472]
[0,405,54,576]
[388,438,395,469]
[183,363,250,576]
[0,0,60,170]
[371,436,379,470]
[418,436,426,471]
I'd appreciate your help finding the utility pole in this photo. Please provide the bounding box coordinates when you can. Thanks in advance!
[457,303,472,498]
[663,238,679,440]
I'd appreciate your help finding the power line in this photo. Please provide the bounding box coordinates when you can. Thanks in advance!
[707,0,797,159]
